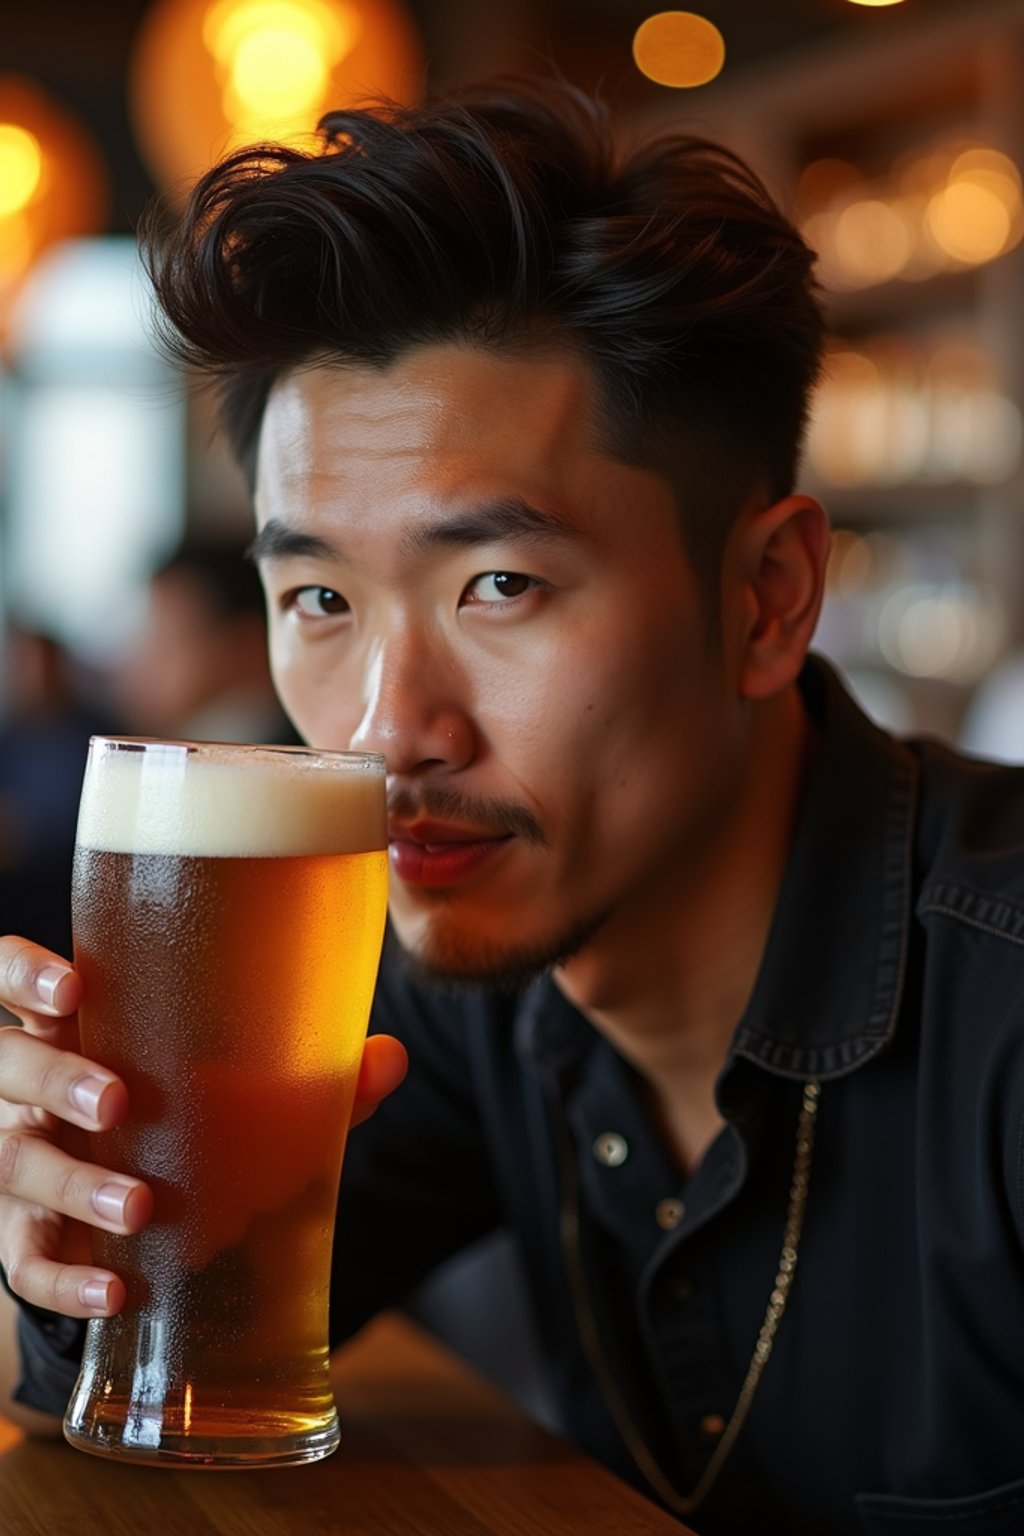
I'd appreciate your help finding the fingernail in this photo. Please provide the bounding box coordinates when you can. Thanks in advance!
[36,965,71,1011]
[91,1182,131,1226]
[69,1075,109,1122]
[79,1278,112,1314]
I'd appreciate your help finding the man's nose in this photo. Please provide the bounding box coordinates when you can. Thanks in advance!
[346,629,475,775]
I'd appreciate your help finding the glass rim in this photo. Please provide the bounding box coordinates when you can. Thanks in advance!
[87,736,385,769]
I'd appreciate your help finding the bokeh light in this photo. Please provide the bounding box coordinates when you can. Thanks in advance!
[807,338,1023,490]
[876,584,1005,684]
[0,78,107,347]
[633,11,725,89]
[202,0,361,134]
[820,527,1007,691]
[130,0,423,197]
[832,197,913,287]
[800,136,1023,291]
[0,124,43,218]
[924,147,1022,266]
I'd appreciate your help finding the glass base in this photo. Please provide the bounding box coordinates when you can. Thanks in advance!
[62,1412,341,1469]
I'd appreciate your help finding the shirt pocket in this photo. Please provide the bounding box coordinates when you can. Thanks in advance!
[855,1476,1024,1536]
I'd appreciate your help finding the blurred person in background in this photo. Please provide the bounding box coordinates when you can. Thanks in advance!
[0,540,293,972]
[2,78,1024,1536]
[111,537,297,744]
[0,625,114,961]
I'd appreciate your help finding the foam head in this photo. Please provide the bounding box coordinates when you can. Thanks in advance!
[76,738,387,857]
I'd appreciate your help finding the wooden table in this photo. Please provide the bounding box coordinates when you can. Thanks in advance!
[0,1313,692,1535]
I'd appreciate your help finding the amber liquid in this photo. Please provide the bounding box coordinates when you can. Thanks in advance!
[64,845,387,1465]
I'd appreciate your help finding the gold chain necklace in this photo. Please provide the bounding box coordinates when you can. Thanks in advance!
[558,1078,821,1519]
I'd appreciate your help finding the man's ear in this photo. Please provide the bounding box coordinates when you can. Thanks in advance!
[727,494,830,701]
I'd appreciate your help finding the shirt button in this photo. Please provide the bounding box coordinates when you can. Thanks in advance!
[592,1132,629,1168]
[655,1198,684,1230]
[699,1413,727,1440]
[670,1276,696,1302]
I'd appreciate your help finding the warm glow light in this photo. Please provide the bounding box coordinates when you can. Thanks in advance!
[926,181,1013,264]
[202,0,360,132]
[130,0,423,195]
[896,147,952,197]
[807,349,886,487]
[0,80,107,346]
[949,145,1021,192]
[807,337,1023,491]
[231,28,327,117]
[0,123,43,216]
[632,11,725,88]
[845,0,905,7]
[800,135,1023,290]
[833,197,912,286]
[203,0,355,57]
[0,212,32,278]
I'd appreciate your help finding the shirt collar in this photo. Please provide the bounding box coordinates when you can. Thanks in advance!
[518,654,920,1084]
[730,655,918,1080]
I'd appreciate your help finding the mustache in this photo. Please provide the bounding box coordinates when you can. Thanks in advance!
[387,784,548,849]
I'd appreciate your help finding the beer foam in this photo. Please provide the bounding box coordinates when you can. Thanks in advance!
[76,742,386,857]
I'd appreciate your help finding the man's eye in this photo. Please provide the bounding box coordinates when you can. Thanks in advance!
[463,572,535,604]
[290,586,349,617]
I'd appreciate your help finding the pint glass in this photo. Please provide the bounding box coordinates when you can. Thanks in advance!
[62,737,388,1467]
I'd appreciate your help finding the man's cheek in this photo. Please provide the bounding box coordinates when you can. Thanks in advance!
[269,663,323,745]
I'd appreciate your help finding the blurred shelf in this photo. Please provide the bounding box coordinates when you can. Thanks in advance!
[815,482,1018,524]
[643,0,1024,741]
[821,268,982,336]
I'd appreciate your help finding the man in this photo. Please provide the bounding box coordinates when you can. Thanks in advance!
[2,80,1024,1536]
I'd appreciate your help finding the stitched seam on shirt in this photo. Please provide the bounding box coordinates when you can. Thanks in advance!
[733,1031,887,1081]
[918,902,1024,949]
[734,743,919,1083]
[869,747,917,1037]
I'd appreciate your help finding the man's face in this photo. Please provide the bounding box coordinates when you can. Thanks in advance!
[254,344,747,983]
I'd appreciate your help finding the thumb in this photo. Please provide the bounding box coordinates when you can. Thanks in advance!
[350,1034,408,1127]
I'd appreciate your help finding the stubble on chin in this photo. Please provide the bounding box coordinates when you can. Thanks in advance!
[389,899,615,996]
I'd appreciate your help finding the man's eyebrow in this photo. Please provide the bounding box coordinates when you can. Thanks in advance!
[402,497,579,555]
[246,520,341,564]
[246,499,579,566]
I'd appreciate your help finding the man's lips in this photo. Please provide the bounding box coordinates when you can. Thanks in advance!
[387,821,515,888]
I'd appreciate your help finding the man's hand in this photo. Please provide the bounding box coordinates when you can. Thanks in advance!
[0,936,407,1323]
[351,1033,409,1128]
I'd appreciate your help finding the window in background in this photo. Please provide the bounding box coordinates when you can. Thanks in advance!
[2,236,185,663]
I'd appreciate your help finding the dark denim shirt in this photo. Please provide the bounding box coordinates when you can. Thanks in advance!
[14,658,1024,1536]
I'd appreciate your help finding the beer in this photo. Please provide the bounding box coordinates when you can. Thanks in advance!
[62,739,387,1467]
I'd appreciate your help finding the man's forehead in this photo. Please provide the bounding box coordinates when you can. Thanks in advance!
[252,341,681,558]
[259,344,601,465]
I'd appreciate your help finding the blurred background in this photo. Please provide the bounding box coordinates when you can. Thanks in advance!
[2,0,1024,752]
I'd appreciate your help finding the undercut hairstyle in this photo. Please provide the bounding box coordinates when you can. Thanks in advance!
[141,77,825,583]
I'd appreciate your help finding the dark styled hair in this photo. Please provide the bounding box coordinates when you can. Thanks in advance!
[142,77,825,579]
